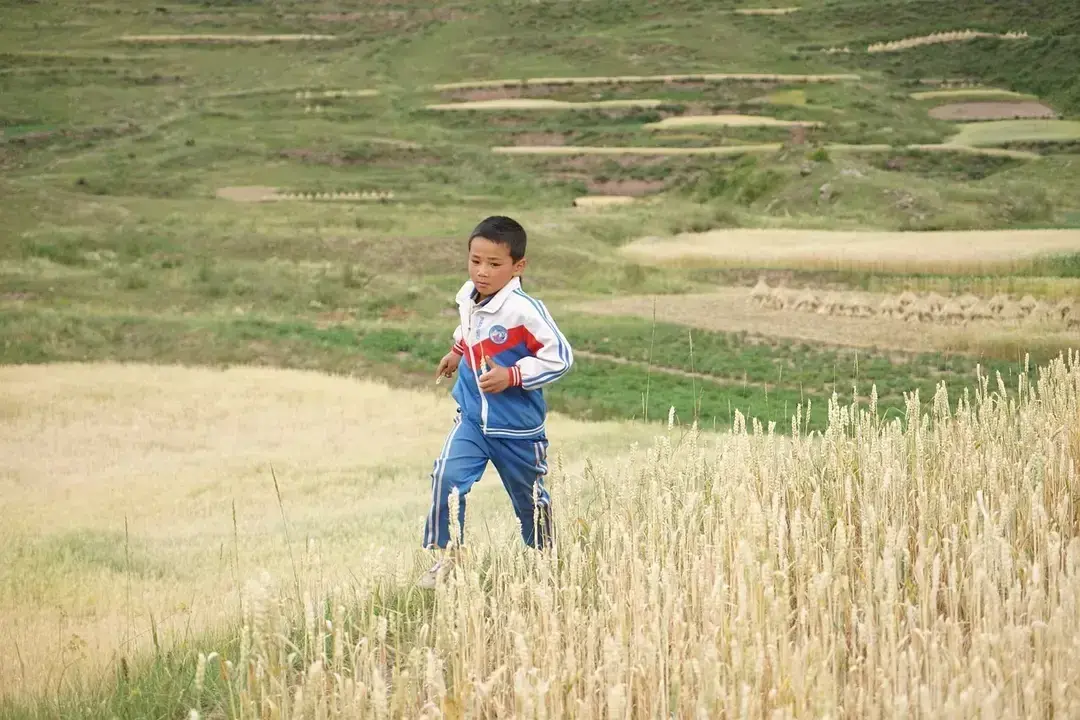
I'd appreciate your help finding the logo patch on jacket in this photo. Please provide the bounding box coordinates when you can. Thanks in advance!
[488,325,509,344]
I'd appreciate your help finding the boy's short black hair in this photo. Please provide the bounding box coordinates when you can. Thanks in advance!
[469,216,527,262]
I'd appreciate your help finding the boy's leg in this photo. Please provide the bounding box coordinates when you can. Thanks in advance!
[488,436,553,549]
[423,416,489,549]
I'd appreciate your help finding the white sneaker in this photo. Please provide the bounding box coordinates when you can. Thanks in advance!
[416,557,453,590]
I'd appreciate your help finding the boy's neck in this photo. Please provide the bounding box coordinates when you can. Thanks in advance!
[472,277,518,303]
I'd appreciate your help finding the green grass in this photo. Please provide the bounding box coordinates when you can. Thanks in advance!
[947,120,1080,147]
[4,304,1024,435]
[846,36,1080,116]
[561,313,1020,416]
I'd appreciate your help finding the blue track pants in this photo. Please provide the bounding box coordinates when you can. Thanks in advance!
[423,414,553,549]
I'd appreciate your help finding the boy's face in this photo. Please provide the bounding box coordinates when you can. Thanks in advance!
[468,236,525,298]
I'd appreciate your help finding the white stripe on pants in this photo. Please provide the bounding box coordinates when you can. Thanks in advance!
[425,416,462,548]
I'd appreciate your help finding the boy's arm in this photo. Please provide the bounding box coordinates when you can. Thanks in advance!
[509,300,573,390]
[451,325,466,356]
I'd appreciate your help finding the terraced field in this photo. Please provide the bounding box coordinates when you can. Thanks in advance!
[2,0,1080,715]
[947,119,1080,146]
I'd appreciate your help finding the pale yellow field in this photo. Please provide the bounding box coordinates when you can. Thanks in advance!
[732,6,799,14]
[644,114,822,129]
[621,228,1080,273]
[118,34,336,43]
[573,195,638,208]
[426,98,663,111]
[432,73,860,91]
[0,363,654,698]
[910,88,1037,101]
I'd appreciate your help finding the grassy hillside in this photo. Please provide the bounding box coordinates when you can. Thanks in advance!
[4,0,1080,427]
[2,0,1080,713]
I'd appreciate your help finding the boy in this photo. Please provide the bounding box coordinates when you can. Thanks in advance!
[418,216,573,589]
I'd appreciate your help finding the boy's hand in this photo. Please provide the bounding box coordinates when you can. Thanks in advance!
[435,352,461,383]
[478,355,513,393]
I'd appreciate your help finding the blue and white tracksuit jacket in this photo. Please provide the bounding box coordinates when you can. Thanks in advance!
[424,277,573,549]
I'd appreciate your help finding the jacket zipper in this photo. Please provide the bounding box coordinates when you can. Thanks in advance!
[467,304,490,433]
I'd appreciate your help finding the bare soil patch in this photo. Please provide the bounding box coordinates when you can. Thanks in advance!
[311,12,369,21]
[278,146,437,168]
[513,132,568,146]
[929,101,1056,121]
[432,73,859,91]
[452,87,525,102]
[537,158,668,178]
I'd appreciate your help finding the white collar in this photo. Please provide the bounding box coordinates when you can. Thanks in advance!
[457,276,521,313]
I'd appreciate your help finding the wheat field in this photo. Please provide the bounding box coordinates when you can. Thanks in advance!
[199,352,1080,718]
[620,229,1080,273]
[0,363,653,699]
[644,115,823,129]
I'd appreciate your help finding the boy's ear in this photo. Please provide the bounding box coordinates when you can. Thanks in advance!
[513,257,528,276]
